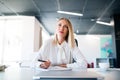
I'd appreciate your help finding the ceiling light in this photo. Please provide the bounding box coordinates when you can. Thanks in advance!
[91,19,95,21]
[76,29,79,33]
[57,11,83,16]
[96,20,113,26]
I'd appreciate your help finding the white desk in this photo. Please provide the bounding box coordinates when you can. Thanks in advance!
[0,66,103,80]
[0,66,34,80]
[33,69,103,80]
[88,68,120,80]
[1,66,120,80]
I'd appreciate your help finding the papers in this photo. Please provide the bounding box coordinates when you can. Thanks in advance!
[48,66,72,71]
[35,66,72,71]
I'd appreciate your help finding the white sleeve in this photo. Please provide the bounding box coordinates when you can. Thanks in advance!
[67,47,87,69]
[31,39,50,68]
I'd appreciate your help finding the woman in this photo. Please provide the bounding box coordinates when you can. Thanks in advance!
[35,18,87,69]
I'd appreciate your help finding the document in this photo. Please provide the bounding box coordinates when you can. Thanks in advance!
[48,66,72,71]
[35,66,72,71]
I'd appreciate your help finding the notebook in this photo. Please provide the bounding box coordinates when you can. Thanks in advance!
[48,66,72,71]
[35,66,72,71]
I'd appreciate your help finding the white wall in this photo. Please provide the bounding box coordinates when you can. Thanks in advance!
[75,35,112,67]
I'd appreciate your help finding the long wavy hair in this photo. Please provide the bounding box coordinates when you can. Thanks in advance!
[53,18,75,48]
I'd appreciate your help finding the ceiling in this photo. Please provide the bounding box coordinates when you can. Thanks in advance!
[0,0,120,35]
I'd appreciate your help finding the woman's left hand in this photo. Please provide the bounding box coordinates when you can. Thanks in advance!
[59,64,67,68]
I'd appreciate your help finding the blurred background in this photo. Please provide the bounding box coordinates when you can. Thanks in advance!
[0,0,120,68]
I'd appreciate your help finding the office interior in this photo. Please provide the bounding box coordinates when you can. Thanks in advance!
[0,0,120,69]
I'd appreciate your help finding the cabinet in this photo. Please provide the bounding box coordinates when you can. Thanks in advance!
[0,16,42,64]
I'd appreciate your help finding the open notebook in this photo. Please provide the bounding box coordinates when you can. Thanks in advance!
[35,66,72,71]
[48,66,72,71]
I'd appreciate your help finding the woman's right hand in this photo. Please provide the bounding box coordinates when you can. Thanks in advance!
[40,60,51,69]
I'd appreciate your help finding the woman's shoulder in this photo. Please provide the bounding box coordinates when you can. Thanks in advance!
[71,45,80,52]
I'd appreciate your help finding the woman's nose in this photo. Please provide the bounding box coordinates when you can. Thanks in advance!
[59,26,64,30]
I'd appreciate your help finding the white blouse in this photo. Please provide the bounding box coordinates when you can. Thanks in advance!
[35,37,87,69]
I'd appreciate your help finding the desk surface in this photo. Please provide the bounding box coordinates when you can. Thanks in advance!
[0,66,120,80]
[0,66,34,80]
[33,70,103,79]
[88,68,120,80]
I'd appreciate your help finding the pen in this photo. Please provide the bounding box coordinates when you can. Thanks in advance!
[38,59,47,62]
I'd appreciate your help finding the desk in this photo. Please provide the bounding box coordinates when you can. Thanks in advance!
[0,66,34,80]
[33,70,103,80]
[88,68,120,80]
[1,66,120,80]
[0,66,103,80]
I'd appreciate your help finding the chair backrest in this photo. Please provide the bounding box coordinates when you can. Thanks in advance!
[75,39,78,47]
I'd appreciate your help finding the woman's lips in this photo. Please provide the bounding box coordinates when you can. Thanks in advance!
[59,31,64,34]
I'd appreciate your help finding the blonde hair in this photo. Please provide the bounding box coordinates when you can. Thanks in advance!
[53,18,75,48]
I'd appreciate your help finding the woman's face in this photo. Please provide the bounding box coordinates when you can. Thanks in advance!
[56,19,69,39]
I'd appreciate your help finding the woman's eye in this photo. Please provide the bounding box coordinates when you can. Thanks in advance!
[58,24,61,26]
[64,26,68,29]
